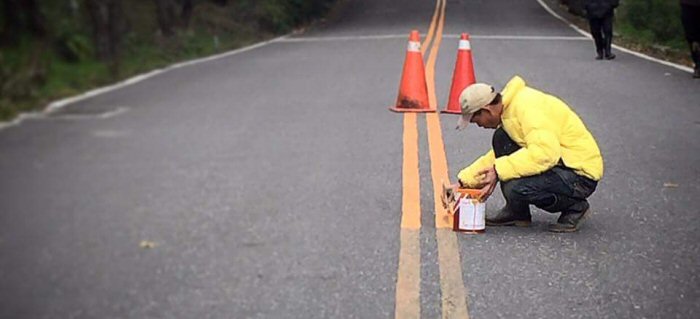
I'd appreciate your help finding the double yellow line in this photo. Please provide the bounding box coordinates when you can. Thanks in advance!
[395,0,470,318]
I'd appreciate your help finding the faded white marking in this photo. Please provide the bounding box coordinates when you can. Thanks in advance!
[0,113,46,130]
[1,35,289,132]
[44,36,287,113]
[280,34,588,42]
[536,0,693,73]
[92,130,129,138]
[48,107,129,121]
[281,34,413,42]
[469,35,586,40]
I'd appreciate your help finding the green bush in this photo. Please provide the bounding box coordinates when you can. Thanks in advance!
[0,0,337,121]
[618,0,685,49]
[55,33,93,62]
[254,0,335,32]
[255,0,293,32]
[288,0,335,24]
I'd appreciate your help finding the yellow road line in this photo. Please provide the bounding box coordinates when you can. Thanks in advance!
[395,115,421,319]
[395,0,443,313]
[425,0,451,230]
[423,0,471,318]
[435,228,469,318]
[395,228,421,319]
[400,113,421,230]
[422,0,442,56]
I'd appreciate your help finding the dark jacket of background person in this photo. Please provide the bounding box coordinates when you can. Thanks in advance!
[680,0,700,77]
[584,0,619,18]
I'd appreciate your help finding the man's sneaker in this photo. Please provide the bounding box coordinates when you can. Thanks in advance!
[486,206,531,227]
[548,206,590,233]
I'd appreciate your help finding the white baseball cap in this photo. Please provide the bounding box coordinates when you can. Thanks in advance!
[456,83,497,130]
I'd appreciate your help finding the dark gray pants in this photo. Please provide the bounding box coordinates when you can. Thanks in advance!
[681,4,700,68]
[588,11,614,56]
[493,128,597,216]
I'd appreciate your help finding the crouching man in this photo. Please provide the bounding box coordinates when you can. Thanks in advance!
[453,76,604,232]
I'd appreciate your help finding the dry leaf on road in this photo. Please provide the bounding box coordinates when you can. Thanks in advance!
[139,240,158,249]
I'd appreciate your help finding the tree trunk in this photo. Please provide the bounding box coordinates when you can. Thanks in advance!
[180,0,193,29]
[21,0,46,37]
[154,0,178,37]
[1,0,22,45]
[1,0,47,45]
[85,0,127,74]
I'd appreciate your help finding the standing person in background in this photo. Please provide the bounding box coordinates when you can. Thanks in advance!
[585,0,619,60]
[681,0,700,78]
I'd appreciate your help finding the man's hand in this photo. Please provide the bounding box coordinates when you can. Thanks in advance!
[441,181,461,211]
[476,166,498,201]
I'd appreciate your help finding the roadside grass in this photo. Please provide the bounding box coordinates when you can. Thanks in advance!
[613,0,692,67]
[0,1,282,122]
[616,23,686,51]
[614,20,691,68]
[1,33,255,122]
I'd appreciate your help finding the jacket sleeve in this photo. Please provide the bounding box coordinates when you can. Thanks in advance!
[457,149,495,188]
[493,108,562,181]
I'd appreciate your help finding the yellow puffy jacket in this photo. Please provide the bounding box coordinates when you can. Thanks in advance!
[457,76,604,187]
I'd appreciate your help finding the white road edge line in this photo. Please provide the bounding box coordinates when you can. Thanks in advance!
[536,0,693,73]
[467,35,586,40]
[0,35,289,131]
[282,34,414,41]
[40,106,130,121]
[280,34,588,42]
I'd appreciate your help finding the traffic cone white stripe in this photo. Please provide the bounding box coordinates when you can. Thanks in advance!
[407,41,421,53]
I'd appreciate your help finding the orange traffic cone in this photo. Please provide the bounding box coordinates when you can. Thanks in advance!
[389,30,433,113]
[442,33,476,114]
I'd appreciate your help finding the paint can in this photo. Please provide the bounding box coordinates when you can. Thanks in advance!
[453,190,486,234]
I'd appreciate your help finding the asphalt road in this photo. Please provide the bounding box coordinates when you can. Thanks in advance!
[1,0,698,318]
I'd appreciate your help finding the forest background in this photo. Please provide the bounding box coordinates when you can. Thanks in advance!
[0,0,690,121]
[0,0,335,121]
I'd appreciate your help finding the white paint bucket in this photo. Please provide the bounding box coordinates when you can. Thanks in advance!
[455,197,486,233]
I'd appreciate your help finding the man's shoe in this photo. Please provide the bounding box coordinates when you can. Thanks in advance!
[595,51,603,60]
[486,206,531,227]
[604,53,616,60]
[548,206,590,233]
